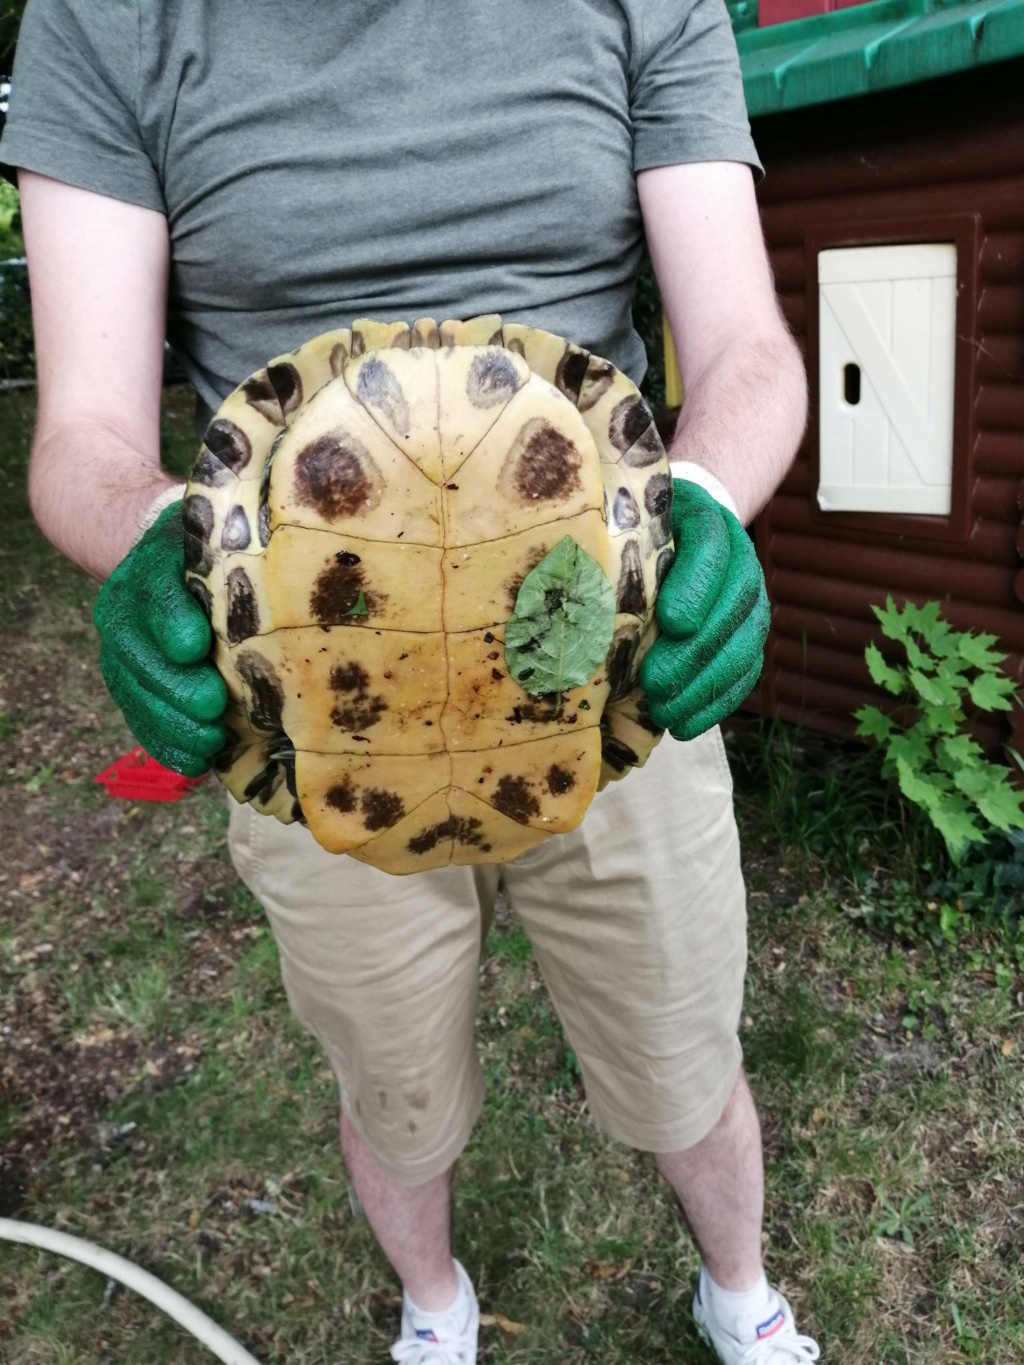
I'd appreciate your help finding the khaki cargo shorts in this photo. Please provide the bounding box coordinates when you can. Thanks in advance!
[228,726,747,1184]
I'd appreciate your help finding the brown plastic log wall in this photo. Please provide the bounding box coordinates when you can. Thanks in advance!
[746,58,1024,758]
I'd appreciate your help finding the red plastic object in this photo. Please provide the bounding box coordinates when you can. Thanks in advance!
[758,0,832,24]
[757,0,873,23]
[93,747,206,802]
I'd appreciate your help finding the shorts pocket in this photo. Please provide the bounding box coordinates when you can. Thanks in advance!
[710,726,734,793]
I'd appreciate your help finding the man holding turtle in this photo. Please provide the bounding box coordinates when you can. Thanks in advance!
[2,0,815,1360]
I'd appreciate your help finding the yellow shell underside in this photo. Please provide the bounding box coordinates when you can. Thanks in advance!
[184,315,671,874]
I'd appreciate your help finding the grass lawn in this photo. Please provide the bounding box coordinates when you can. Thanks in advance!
[1,385,1022,1363]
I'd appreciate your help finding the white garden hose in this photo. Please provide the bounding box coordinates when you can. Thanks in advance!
[0,1218,262,1364]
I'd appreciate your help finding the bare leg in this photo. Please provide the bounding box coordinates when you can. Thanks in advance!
[339,1110,459,1310]
[654,1069,765,1290]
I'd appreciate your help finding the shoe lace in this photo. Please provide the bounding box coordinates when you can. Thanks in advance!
[741,1331,821,1364]
[389,1329,476,1365]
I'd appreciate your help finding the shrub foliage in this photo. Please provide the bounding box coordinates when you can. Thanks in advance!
[855,597,1024,863]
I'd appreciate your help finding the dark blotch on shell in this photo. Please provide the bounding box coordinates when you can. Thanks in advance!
[357,356,411,436]
[622,426,664,468]
[491,775,540,826]
[632,694,665,737]
[506,692,562,724]
[236,650,285,732]
[330,661,370,694]
[329,340,350,376]
[577,358,615,412]
[648,511,673,552]
[328,661,386,732]
[204,418,252,474]
[244,761,283,805]
[242,371,283,423]
[504,544,548,612]
[326,777,357,813]
[294,430,380,521]
[644,473,672,518]
[275,738,299,800]
[221,505,252,552]
[212,724,245,773]
[601,729,640,773]
[257,501,271,547]
[182,494,216,576]
[554,348,590,403]
[226,566,260,643]
[606,626,641,702]
[182,493,214,544]
[546,764,576,796]
[268,362,303,417]
[610,397,664,467]
[616,540,647,616]
[244,736,298,808]
[413,323,440,350]
[656,547,674,590]
[612,486,641,530]
[311,559,366,625]
[190,447,234,488]
[186,576,213,622]
[408,815,486,855]
[509,420,582,502]
[183,532,215,578]
[332,695,387,731]
[361,788,405,832]
[467,352,520,408]
[608,396,651,455]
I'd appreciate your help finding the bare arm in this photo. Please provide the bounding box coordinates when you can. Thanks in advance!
[637,160,807,525]
[21,170,176,581]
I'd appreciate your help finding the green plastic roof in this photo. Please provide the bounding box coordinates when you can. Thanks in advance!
[735,0,1024,117]
[727,0,760,36]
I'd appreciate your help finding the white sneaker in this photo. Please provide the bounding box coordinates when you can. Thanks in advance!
[693,1265,821,1363]
[389,1258,479,1365]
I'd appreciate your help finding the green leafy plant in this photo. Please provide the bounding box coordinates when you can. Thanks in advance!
[855,597,1024,863]
[0,179,23,259]
[0,261,34,381]
[869,1190,932,1248]
[631,266,666,412]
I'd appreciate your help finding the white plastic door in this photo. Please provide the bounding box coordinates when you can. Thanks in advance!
[817,243,957,515]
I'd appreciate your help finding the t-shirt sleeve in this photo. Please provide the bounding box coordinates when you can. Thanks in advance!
[0,0,163,212]
[630,0,763,182]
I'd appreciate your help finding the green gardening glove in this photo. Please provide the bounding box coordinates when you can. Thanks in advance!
[639,479,769,741]
[93,502,228,777]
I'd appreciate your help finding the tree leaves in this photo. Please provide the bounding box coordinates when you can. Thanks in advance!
[958,631,1007,671]
[854,705,892,744]
[865,643,905,696]
[968,670,1016,712]
[504,537,615,700]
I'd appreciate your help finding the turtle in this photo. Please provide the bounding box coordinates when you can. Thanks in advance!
[182,314,673,874]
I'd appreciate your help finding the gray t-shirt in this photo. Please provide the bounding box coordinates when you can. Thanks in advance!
[1,0,761,432]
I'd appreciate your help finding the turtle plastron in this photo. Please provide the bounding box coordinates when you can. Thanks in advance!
[184,316,672,873]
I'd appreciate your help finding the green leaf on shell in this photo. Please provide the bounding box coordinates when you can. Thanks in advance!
[346,590,368,618]
[504,536,615,701]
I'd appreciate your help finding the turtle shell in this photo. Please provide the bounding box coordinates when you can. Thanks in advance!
[184,315,671,874]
